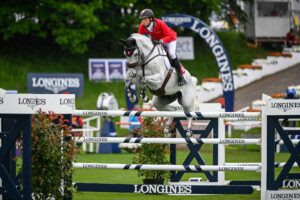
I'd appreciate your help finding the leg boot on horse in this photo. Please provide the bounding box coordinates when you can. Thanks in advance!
[171,57,187,86]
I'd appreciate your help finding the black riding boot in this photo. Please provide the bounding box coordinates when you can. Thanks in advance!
[171,57,187,86]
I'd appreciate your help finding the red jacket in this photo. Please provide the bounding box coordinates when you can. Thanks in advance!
[138,18,177,44]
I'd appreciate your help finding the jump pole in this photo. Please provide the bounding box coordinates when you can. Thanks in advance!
[73,110,261,119]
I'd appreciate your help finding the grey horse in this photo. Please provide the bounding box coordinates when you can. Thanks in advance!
[121,33,198,137]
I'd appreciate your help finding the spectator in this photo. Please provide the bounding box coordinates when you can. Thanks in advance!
[286,28,297,48]
[72,115,83,137]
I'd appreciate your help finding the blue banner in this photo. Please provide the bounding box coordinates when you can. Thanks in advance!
[162,14,235,111]
[27,73,84,96]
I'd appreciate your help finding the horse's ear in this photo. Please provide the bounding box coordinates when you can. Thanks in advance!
[119,38,126,44]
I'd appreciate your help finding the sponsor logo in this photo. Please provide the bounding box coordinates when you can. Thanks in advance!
[82,111,108,116]
[83,137,108,142]
[218,167,245,171]
[219,139,245,144]
[237,117,258,121]
[134,184,192,194]
[190,21,233,92]
[162,17,192,26]
[32,77,80,93]
[219,113,244,118]
[18,98,46,110]
[270,102,300,112]
[0,97,3,104]
[82,164,107,169]
[59,98,75,110]
[270,192,300,199]
[283,180,300,189]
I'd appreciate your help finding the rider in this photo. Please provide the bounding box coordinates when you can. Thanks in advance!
[138,9,187,86]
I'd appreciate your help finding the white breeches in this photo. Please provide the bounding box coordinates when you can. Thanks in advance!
[165,41,177,59]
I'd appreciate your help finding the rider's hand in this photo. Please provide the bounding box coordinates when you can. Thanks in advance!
[152,40,162,45]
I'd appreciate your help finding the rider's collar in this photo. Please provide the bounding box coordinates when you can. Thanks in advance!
[146,21,154,32]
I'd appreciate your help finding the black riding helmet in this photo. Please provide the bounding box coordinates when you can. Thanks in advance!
[139,9,154,19]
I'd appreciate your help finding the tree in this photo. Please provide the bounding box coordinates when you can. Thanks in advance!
[0,0,107,54]
[221,0,252,30]
[0,0,249,54]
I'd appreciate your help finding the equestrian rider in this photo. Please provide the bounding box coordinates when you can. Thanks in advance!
[138,9,187,86]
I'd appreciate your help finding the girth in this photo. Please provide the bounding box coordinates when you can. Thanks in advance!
[148,68,174,96]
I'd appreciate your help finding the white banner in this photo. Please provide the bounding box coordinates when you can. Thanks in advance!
[266,99,300,116]
[0,94,75,114]
[176,37,194,60]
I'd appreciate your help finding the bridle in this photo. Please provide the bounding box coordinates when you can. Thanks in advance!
[126,43,167,70]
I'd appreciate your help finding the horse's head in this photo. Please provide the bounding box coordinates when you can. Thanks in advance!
[120,37,139,66]
[120,34,154,68]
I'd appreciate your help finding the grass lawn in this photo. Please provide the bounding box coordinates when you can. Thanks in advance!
[72,145,298,200]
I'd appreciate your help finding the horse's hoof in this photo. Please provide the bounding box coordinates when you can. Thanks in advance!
[143,96,149,103]
[129,95,137,103]
[186,129,193,138]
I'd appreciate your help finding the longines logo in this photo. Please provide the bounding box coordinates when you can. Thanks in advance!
[18,98,46,110]
[133,184,192,194]
[32,77,80,93]
[0,97,3,104]
[283,179,300,189]
[271,102,300,112]
[162,17,192,26]
[59,98,75,109]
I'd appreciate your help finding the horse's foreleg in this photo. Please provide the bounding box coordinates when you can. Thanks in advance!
[125,80,138,103]
[140,80,149,103]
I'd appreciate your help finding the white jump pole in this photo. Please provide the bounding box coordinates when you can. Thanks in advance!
[74,137,300,145]
[225,162,299,168]
[74,110,261,119]
[73,163,261,172]
[74,137,261,145]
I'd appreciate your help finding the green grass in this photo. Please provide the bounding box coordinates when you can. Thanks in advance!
[0,32,267,109]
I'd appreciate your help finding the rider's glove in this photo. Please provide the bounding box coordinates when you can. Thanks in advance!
[152,40,162,45]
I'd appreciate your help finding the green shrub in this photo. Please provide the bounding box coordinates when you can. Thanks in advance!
[133,117,170,182]
[31,112,79,199]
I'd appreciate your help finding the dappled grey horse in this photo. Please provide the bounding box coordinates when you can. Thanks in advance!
[121,33,198,137]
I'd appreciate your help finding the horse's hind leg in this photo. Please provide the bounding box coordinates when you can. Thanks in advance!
[178,89,197,138]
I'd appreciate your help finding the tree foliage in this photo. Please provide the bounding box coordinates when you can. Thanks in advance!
[0,0,249,54]
[0,0,106,54]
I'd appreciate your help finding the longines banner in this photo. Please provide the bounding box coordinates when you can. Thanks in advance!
[27,73,84,96]
[0,94,75,114]
[88,59,127,81]
[162,14,235,111]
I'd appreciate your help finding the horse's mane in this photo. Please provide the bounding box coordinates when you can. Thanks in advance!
[130,33,153,52]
